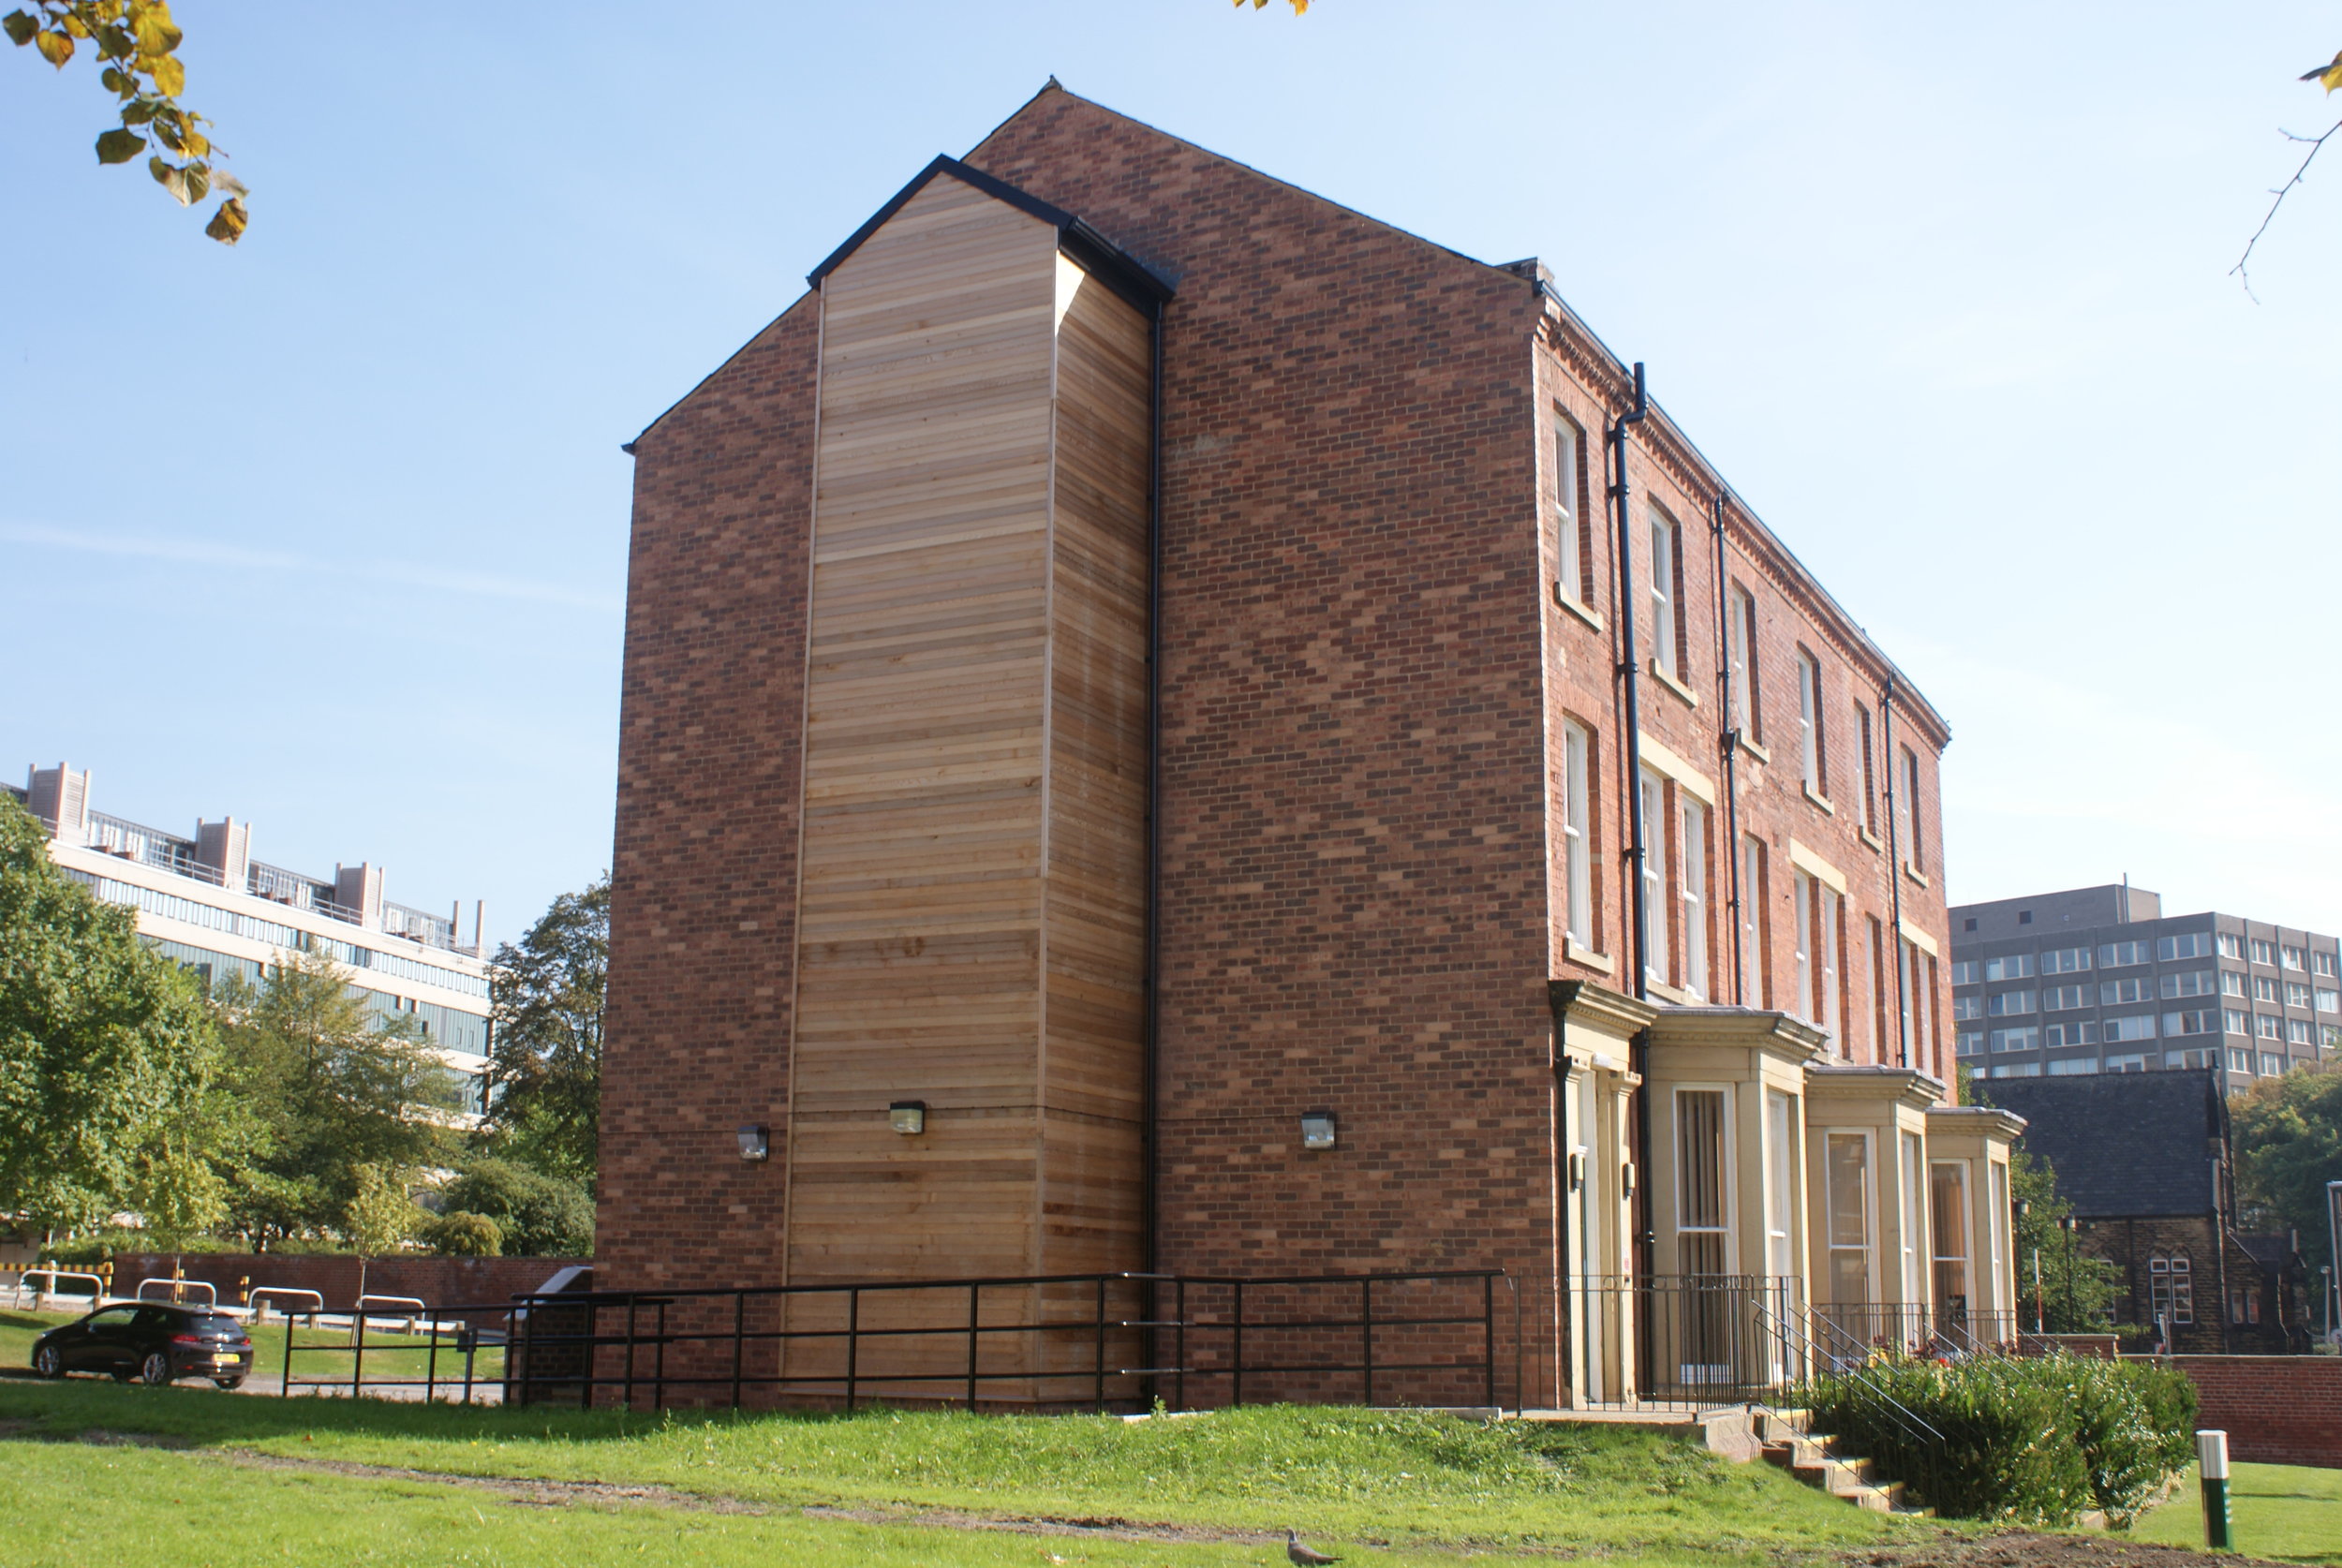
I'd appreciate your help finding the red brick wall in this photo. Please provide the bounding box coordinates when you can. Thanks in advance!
[596,298,820,1291]
[108,1254,587,1310]
[2166,1354,2342,1469]
[969,92,1562,1294]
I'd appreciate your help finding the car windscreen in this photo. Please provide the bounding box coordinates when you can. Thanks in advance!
[193,1314,246,1335]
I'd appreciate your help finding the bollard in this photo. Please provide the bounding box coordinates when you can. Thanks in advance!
[2197,1429,2231,1551]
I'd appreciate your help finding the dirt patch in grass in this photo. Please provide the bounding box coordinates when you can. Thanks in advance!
[1846,1531,2293,1568]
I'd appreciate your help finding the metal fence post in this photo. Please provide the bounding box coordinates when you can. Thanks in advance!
[1482,1274,1495,1409]
[579,1300,596,1411]
[844,1287,859,1413]
[1232,1280,1245,1409]
[1361,1277,1374,1407]
[1094,1276,1109,1413]
[732,1291,746,1410]
[654,1300,668,1412]
[623,1296,638,1412]
[967,1282,981,1410]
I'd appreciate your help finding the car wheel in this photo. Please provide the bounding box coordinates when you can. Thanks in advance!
[32,1343,62,1379]
[138,1351,173,1387]
[212,1377,245,1391]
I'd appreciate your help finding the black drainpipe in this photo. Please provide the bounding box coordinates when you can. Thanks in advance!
[1142,305,1164,1278]
[1881,674,1908,1069]
[1607,363,1655,1288]
[1547,980,1581,1405]
[1610,362,1653,999]
[1711,495,1744,1003]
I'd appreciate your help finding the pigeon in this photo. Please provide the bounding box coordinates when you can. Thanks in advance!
[1285,1529,1340,1566]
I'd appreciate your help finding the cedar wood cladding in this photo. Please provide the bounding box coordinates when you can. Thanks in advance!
[597,82,1955,1288]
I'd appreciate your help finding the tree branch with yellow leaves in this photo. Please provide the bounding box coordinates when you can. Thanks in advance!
[2231,49,2342,297]
[5,0,247,243]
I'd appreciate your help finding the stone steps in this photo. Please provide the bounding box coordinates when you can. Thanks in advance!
[1755,1408,1932,1517]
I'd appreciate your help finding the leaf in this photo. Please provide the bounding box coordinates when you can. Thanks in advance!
[131,3,179,56]
[147,152,193,205]
[2303,51,2342,94]
[33,24,70,65]
[1,11,35,47]
[211,168,246,198]
[181,159,206,204]
[121,96,156,124]
[145,50,182,96]
[95,126,144,163]
[203,194,246,244]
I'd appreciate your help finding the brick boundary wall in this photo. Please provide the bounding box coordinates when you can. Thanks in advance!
[87,1254,590,1311]
[2161,1354,2342,1469]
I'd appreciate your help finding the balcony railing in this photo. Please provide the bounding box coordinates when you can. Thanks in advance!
[245,860,362,924]
[382,900,456,950]
[1566,1274,1805,1409]
[84,810,222,885]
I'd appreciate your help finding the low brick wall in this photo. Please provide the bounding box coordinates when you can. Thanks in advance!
[2163,1354,2342,1469]
[104,1254,589,1311]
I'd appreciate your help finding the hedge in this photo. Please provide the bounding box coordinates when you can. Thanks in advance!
[1792,1353,2197,1524]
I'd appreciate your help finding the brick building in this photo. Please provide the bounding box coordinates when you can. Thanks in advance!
[1980,1071,2313,1354]
[596,84,2015,1406]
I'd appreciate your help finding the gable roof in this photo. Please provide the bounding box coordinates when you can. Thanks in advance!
[807,154,1173,316]
[1976,1071,2225,1219]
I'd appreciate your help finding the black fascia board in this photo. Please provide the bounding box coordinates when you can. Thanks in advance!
[807,154,1172,316]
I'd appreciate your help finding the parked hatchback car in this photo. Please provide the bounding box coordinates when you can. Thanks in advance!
[31,1303,255,1388]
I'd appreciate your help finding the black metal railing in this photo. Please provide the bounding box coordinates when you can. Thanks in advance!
[1755,1297,1947,1457]
[1565,1274,1802,1410]
[278,1267,1511,1413]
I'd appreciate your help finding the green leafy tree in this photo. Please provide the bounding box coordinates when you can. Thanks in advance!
[485,877,608,1192]
[0,794,218,1234]
[2008,1145,2124,1334]
[437,1157,591,1256]
[215,950,461,1244]
[342,1161,422,1256]
[2231,1058,2342,1287]
[4,0,246,241]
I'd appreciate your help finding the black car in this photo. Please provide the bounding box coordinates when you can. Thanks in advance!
[31,1303,256,1388]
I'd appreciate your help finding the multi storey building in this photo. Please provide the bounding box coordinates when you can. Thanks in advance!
[1950,884,2338,1092]
[597,84,2013,1407]
[9,762,493,1111]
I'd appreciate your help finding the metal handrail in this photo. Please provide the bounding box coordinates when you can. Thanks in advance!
[247,1287,323,1324]
[1757,1299,1945,1453]
[134,1278,217,1307]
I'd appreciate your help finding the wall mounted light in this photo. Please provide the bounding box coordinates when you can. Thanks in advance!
[1299,1111,1337,1150]
[1622,1160,1638,1198]
[889,1100,927,1136]
[1566,1149,1587,1192]
[736,1124,770,1161]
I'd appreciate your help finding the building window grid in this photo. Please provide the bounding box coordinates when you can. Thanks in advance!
[1561,720,1594,947]
[1680,795,1709,1001]
[1901,747,1924,873]
[1650,510,1683,680]
[1552,415,1586,607]
[1797,651,1827,795]
[1856,704,1877,834]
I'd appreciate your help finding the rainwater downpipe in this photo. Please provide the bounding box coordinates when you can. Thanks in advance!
[1711,495,1745,1002]
[1141,304,1164,1278]
[1881,675,1909,1070]
[1608,363,1656,1280]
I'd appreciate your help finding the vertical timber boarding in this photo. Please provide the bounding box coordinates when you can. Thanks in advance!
[780,171,1152,1400]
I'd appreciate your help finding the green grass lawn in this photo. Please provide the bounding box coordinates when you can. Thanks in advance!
[0,1363,1927,1566]
[2,1306,507,1386]
[2127,1461,2342,1564]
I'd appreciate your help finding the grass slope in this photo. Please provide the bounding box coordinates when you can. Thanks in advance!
[0,1372,1917,1561]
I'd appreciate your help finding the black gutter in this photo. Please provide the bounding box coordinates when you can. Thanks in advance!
[1712,494,1745,1003]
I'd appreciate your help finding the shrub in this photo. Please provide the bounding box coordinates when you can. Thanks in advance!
[437,1158,592,1255]
[1794,1352,2194,1524]
[422,1209,503,1257]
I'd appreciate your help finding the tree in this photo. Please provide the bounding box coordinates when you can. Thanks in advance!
[343,1161,422,1256]
[0,793,219,1234]
[485,877,608,1192]
[215,949,462,1244]
[437,1156,591,1256]
[4,0,247,241]
[2008,1144,2124,1334]
[2232,50,2342,294]
[2231,1059,2342,1287]
[421,1209,502,1257]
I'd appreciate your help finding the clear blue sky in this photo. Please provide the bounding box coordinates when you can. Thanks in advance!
[6,2,2339,945]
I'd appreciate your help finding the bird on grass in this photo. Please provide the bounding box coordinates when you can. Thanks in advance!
[1285,1528,1340,1566]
